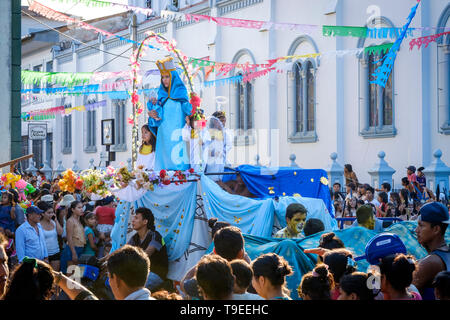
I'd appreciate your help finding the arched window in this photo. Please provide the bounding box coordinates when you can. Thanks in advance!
[368,51,393,129]
[84,96,97,153]
[236,73,253,132]
[294,62,303,133]
[306,61,315,132]
[288,59,317,142]
[111,100,127,152]
[437,4,450,134]
[287,36,318,143]
[62,103,72,154]
[358,17,397,138]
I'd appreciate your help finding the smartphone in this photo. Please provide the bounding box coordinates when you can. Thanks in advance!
[51,215,56,221]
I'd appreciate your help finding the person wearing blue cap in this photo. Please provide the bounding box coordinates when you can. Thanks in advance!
[15,206,48,263]
[412,201,450,300]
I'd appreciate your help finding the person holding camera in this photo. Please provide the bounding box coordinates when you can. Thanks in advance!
[37,201,63,271]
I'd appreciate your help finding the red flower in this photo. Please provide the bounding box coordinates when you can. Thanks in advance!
[159,170,167,179]
[131,92,139,105]
[75,178,84,190]
[189,93,201,115]
[163,178,171,186]
[188,168,195,174]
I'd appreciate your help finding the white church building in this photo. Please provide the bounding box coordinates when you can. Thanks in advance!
[21,0,450,189]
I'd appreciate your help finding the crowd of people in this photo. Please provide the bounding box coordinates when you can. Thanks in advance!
[0,164,449,301]
[332,164,449,226]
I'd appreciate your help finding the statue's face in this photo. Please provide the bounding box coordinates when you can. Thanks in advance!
[162,74,171,88]
[287,212,307,234]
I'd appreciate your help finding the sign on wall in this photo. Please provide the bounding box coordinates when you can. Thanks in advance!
[28,123,47,140]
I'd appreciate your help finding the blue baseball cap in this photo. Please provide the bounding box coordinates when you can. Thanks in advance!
[419,202,450,224]
[26,205,44,215]
[354,233,407,265]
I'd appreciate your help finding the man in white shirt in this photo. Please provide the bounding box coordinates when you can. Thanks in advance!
[15,206,49,263]
[365,186,380,207]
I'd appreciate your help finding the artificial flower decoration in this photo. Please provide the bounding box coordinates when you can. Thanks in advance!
[59,169,77,193]
[320,176,329,186]
[75,178,84,190]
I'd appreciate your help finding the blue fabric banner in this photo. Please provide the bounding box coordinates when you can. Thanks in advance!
[201,174,275,238]
[110,200,132,253]
[236,165,334,217]
[242,221,450,300]
[111,182,198,261]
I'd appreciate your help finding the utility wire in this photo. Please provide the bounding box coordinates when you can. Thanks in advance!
[22,9,157,64]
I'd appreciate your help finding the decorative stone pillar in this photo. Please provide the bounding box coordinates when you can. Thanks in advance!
[423,149,450,192]
[25,159,38,176]
[127,158,133,172]
[41,160,52,181]
[98,152,108,172]
[289,154,300,168]
[72,160,80,173]
[89,158,95,170]
[326,152,344,188]
[367,151,396,189]
[53,160,65,178]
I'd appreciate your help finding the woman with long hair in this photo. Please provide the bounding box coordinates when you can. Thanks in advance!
[2,258,54,300]
[60,201,85,274]
[251,253,293,300]
[37,201,63,272]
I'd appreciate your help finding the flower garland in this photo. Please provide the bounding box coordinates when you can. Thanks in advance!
[56,166,197,200]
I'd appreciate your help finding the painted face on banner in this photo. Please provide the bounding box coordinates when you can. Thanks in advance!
[287,212,307,234]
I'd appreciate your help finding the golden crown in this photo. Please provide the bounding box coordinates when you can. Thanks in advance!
[156,57,176,75]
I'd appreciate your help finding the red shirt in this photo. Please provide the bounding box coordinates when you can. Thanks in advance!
[407,173,417,183]
[95,206,116,225]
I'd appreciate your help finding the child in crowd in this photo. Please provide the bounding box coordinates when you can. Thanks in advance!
[338,272,377,300]
[230,260,264,300]
[376,191,389,218]
[136,125,156,171]
[322,249,357,299]
[298,264,335,300]
[95,196,115,244]
[343,197,358,227]
[195,254,235,300]
[82,212,99,259]
[379,253,422,300]
[251,253,293,300]
[0,191,16,239]
[333,200,343,219]
[319,232,345,250]
[303,218,325,237]
[274,203,308,239]
[432,271,450,300]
